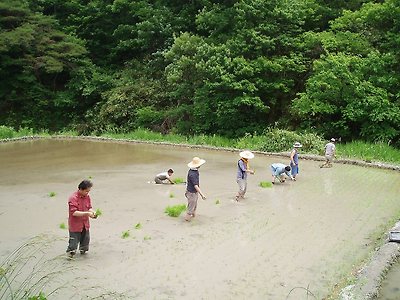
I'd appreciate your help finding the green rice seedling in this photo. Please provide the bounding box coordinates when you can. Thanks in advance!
[121,230,130,239]
[169,192,175,198]
[134,223,142,229]
[95,208,102,217]
[173,177,185,184]
[259,181,273,188]
[215,199,220,205]
[59,223,66,229]
[164,204,187,217]
[143,236,151,241]
[48,192,56,197]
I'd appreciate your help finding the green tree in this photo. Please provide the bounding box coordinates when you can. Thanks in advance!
[0,0,94,129]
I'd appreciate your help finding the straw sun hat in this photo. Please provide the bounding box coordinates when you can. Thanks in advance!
[187,157,206,168]
[293,142,303,148]
[239,150,255,159]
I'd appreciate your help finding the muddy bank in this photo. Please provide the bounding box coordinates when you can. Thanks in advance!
[0,137,399,299]
[2,135,399,172]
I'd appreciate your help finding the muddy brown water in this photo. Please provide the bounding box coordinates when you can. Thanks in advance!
[378,260,400,300]
[1,139,400,299]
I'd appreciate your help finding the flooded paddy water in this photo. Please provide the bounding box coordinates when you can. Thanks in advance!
[0,139,400,299]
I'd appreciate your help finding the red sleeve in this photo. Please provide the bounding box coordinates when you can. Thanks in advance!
[68,194,78,214]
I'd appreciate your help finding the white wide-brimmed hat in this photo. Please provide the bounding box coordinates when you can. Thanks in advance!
[239,150,255,159]
[293,142,302,148]
[187,157,206,168]
[330,138,335,142]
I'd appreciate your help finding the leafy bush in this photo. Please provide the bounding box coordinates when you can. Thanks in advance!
[0,126,16,139]
[235,129,325,154]
[164,204,186,217]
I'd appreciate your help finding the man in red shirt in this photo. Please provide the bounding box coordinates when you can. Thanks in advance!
[66,180,96,258]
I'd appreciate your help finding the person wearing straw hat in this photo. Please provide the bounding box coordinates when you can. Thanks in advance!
[320,138,336,168]
[235,150,255,201]
[290,142,302,180]
[184,157,207,222]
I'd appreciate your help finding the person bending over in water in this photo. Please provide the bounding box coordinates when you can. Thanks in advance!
[154,168,175,184]
[271,163,294,184]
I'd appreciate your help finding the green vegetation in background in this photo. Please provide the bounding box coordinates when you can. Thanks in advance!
[134,223,142,230]
[165,204,187,217]
[59,223,66,229]
[1,0,399,146]
[337,142,400,164]
[48,192,56,197]
[1,126,400,165]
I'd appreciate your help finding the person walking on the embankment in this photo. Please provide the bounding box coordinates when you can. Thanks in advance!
[290,142,302,180]
[235,150,255,202]
[320,138,336,168]
[184,157,207,222]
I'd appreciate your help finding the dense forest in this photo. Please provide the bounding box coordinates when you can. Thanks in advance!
[1,0,399,146]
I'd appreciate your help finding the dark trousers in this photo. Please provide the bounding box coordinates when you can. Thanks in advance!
[67,228,90,253]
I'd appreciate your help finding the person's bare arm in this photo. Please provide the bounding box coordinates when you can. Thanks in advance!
[290,150,296,165]
[195,185,206,200]
[73,210,95,218]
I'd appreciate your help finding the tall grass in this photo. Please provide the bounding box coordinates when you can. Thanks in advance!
[337,141,400,164]
[0,235,73,300]
[100,128,325,152]
[2,126,400,165]
[0,126,54,139]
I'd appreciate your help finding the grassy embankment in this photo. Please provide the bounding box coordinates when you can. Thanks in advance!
[1,125,400,165]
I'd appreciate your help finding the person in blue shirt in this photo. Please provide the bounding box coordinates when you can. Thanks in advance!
[290,142,302,180]
[236,150,255,201]
[271,163,294,184]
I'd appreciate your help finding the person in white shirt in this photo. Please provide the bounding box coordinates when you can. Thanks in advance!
[155,169,175,184]
[320,138,336,168]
